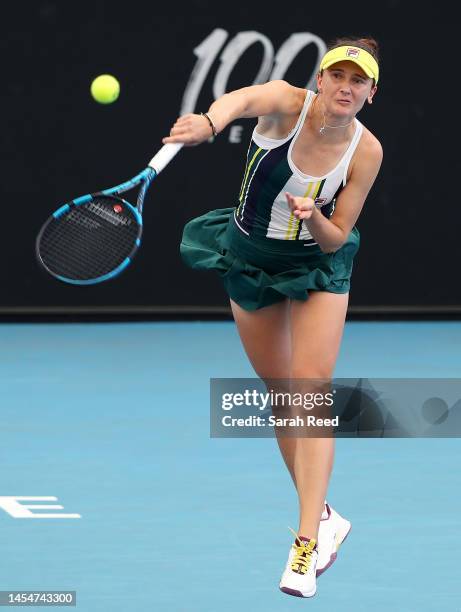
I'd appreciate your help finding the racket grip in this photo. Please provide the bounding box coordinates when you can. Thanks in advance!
[148,143,183,174]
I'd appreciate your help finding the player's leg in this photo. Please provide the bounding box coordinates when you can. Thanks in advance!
[231,293,351,596]
[230,298,291,379]
[229,298,297,485]
[279,291,349,597]
[289,291,349,540]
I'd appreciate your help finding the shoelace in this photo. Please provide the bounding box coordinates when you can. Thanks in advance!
[288,527,317,575]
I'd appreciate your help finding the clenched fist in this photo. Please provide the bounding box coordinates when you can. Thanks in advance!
[162,113,216,146]
[285,192,316,220]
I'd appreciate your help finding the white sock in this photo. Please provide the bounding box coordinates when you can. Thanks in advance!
[321,502,329,520]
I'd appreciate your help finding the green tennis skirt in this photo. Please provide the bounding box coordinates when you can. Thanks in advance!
[180,207,360,311]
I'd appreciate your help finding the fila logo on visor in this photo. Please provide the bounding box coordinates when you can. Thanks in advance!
[346,48,360,58]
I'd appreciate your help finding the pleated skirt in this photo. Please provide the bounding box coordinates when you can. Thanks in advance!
[180,207,360,311]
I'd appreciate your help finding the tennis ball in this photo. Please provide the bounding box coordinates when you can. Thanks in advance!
[90,74,120,104]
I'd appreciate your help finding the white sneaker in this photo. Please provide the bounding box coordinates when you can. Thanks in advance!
[279,529,318,598]
[316,502,351,576]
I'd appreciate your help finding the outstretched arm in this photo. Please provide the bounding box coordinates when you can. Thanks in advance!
[162,80,305,146]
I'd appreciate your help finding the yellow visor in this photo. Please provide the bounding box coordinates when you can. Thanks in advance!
[319,46,379,84]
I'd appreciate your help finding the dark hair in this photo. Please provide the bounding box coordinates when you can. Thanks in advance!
[327,36,380,63]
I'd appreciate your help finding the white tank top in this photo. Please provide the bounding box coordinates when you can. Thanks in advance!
[234,89,363,243]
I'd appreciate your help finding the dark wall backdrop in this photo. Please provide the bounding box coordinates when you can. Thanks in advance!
[1,0,458,314]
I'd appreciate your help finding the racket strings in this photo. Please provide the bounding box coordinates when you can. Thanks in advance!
[38,197,141,281]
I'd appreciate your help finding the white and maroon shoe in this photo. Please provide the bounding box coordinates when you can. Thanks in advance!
[279,529,318,598]
[316,502,351,576]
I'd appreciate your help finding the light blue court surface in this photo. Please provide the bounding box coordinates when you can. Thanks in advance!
[1,321,460,611]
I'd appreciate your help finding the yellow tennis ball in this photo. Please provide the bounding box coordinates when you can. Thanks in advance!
[90,74,120,104]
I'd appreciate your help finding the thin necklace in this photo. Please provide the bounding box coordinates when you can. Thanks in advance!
[312,94,355,135]
[319,115,355,135]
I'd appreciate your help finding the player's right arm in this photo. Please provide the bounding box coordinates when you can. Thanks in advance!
[162,80,305,146]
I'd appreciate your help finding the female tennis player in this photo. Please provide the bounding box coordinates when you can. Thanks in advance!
[163,36,382,598]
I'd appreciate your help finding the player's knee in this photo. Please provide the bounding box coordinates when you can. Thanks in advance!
[290,367,333,380]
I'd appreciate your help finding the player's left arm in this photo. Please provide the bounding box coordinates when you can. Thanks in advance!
[327,137,383,248]
[291,136,383,253]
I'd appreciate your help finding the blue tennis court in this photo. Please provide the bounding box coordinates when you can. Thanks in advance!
[1,321,460,611]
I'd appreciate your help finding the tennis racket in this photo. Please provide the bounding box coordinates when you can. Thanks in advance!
[36,143,183,285]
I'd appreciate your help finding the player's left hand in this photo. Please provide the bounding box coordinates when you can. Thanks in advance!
[285,192,316,220]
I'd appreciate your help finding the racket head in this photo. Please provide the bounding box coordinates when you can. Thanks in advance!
[36,194,143,285]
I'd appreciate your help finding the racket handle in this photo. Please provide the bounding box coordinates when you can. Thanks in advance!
[148,143,183,174]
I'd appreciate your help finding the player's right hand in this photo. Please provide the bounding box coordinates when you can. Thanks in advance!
[162,113,216,146]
